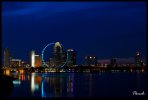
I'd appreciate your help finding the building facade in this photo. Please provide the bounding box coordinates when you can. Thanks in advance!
[135,51,143,67]
[10,59,21,67]
[53,42,63,67]
[4,48,10,67]
[30,50,42,68]
[110,58,117,67]
[85,56,97,66]
[49,58,54,67]
[34,55,42,68]
[30,50,35,67]
[66,49,76,67]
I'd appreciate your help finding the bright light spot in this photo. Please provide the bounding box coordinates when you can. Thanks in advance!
[31,73,35,92]
[5,70,10,76]
[13,80,21,85]
[19,70,24,74]
[31,51,35,67]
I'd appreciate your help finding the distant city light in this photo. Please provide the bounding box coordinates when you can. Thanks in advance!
[13,80,21,85]
[11,59,21,61]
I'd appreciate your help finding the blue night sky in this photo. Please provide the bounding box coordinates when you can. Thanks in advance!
[2,2,146,64]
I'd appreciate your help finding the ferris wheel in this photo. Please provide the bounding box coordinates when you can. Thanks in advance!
[41,42,68,68]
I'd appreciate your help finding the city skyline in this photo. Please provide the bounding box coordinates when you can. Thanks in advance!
[2,46,145,66]
[2,2,146,64]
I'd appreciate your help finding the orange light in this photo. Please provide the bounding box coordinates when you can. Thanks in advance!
[5,69,10,76]
[19,70,24,74]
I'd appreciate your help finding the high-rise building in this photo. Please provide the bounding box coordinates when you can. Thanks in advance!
[110,58,117,67]
[34,55,42,68]
[4,48,10,67]
[85,56,97,66]
[67,49,76,67]
[30,50,35,67]
[62,51,67,65]
[49,58,54,67]
[30,50,42,68]
[10,59,21,67]
[53,42,63,67]
[135,51,142,67]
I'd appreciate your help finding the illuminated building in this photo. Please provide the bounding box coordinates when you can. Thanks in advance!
[30,50,42,68]
[49,58,54,67]
[4,48,10,67]
[67,49,76,67]
[53,42,63,67]
[21,61,28,67]
[61,51,67,66]
[85,56,97,66]
[10,59,21,67]
[135,51,143,67]
[30,50,35,67]
[34,55,42,68]
[110,58,117,67]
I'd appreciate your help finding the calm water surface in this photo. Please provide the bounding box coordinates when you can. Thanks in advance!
[7,71,146,97]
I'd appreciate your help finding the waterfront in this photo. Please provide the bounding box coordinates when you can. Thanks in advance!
[3,71,146,98]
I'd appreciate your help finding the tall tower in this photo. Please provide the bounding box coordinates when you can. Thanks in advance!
[34,55,42,68]
[67,49,76,67]
[30,50,35,67]
[135,51,141,67]
[53,42,63,67]
[4,48,10,67]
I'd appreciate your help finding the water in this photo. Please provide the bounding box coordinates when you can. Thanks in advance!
[6,71,146,97]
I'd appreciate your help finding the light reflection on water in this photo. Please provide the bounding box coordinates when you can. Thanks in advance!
[8,72,146,97]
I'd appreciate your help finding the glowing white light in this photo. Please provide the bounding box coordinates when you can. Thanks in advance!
[136,52,140,56]
[34,55,39,56]
[13,80,21,85]
[55,42,62,47]
[31,51,35,67]
[31,73,35,92]
[11,59,21,61]
[67,49,74,51]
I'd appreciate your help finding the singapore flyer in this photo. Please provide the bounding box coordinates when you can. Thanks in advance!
[41,42,68,68]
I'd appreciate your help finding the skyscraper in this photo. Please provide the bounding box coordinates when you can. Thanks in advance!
[53,42,63,67]
[34,55,42,68]
[30,50,42,68]
[110,58,117,67]
[49,58,54,67]
[30,50,35,67]
[62,51,67,66]
[67,49,76,67]
[4,48,10,67]
[85,56,97,66]
[135,51,142,67]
